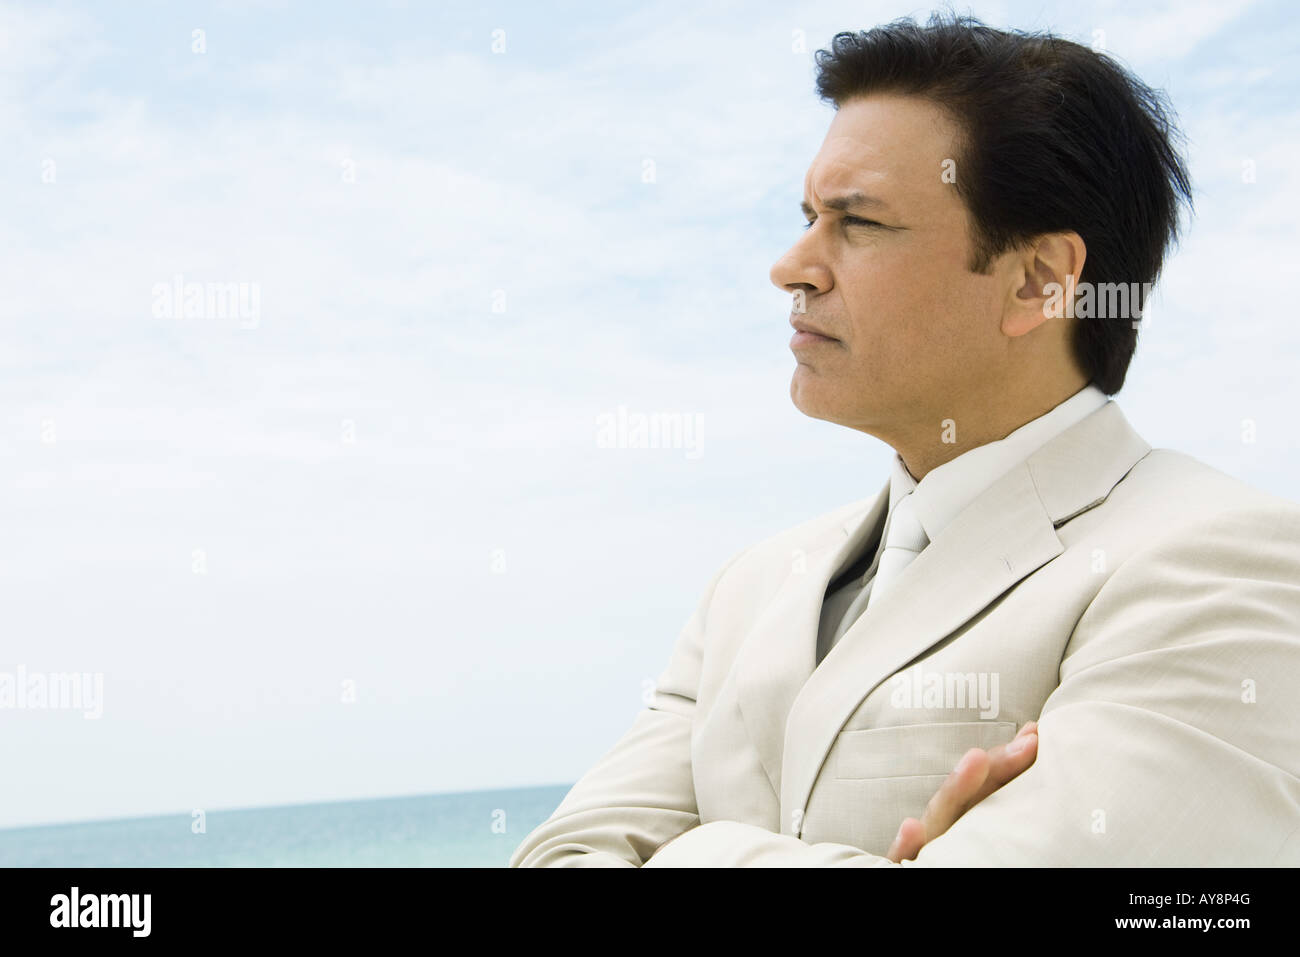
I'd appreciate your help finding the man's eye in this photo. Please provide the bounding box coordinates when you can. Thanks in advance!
[801,216,884,231]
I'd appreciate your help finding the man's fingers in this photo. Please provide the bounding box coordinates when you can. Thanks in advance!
[885,816,926,862]
[986,724,1039,787]
[885,720,1041,860]
[960,726,1039,815]
[918,747,990,842]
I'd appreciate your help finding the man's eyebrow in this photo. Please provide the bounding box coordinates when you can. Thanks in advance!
[800,192,893,217]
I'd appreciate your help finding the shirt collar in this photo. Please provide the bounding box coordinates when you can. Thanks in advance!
[888,383,1110,542]
[888,450,919,514]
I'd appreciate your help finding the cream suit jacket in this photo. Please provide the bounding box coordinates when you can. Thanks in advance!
[509,400,1300,866]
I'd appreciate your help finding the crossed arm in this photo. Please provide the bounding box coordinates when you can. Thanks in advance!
[511,506,1300,867]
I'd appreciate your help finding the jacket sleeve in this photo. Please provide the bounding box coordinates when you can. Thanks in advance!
[643,504,1300,867]
[508,546,750,867]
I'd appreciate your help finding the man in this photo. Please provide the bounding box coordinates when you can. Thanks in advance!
[509,14,1300,867]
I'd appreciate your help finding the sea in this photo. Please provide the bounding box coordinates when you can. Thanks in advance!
[0,784,573,867]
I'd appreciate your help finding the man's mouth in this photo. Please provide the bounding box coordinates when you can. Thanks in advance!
[790,318,840,347]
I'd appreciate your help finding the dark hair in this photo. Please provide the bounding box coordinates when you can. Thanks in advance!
[813,12,1193,394]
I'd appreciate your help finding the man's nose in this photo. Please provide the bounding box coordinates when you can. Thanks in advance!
[769,252,791,292]
[764,247,795,291]
[770,241,829,296]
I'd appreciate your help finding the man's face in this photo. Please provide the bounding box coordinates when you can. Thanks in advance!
[770,93,1009,439]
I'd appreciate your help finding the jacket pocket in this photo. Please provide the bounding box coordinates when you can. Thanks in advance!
[833,720,1017,780]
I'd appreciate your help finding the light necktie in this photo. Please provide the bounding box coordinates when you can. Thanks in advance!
[865,491,929,611]
[827,491,930,648]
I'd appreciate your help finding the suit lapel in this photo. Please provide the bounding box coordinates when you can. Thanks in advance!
[745,399,1150,835]
[778,463,1065,832]
[733,481,889,797]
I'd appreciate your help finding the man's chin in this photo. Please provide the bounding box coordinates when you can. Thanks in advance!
[790,370,881,434]
[790,372,844,425]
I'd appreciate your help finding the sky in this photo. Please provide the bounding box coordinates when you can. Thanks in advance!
[1,0,1297,829]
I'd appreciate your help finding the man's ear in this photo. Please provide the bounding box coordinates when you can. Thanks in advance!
[1002,231,1087,338]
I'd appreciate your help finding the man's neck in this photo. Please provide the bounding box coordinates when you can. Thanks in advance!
[896,377,1091,481]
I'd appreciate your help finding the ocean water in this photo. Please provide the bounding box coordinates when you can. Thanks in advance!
[0,784,573,867]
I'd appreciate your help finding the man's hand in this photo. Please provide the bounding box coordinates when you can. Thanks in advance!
[885,720,1038,862]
